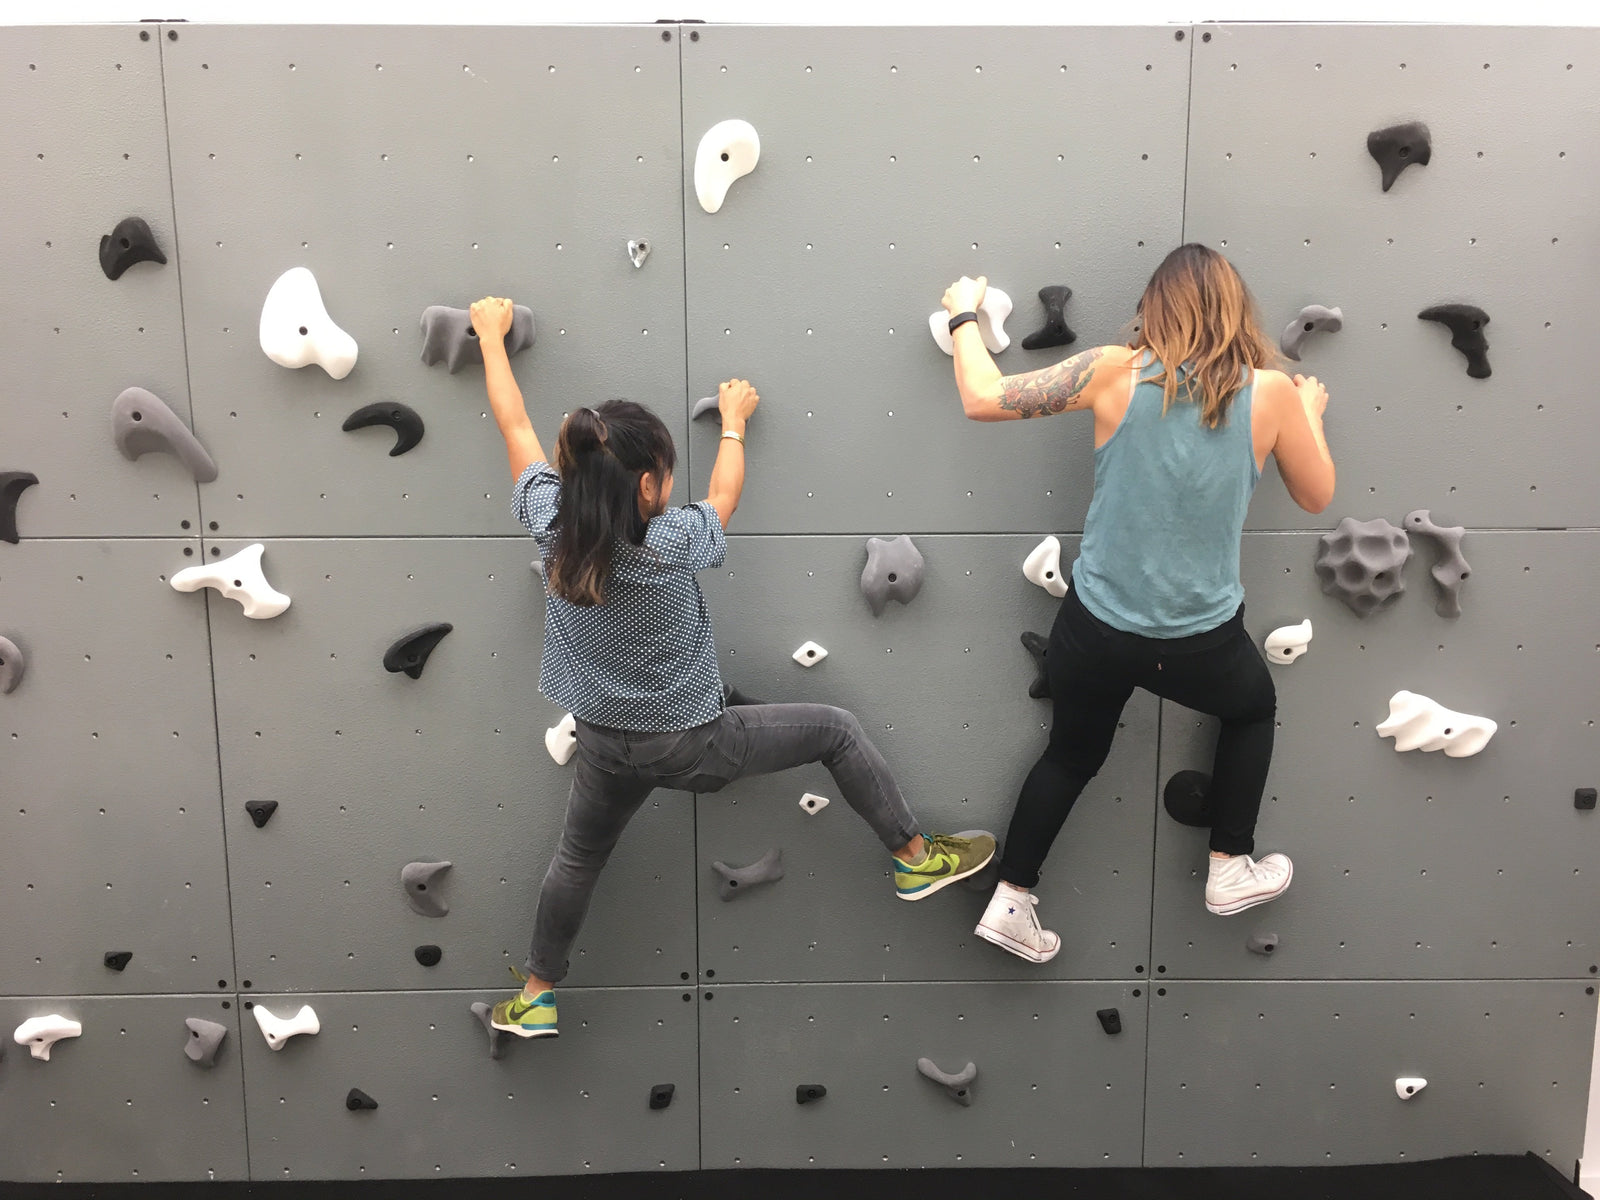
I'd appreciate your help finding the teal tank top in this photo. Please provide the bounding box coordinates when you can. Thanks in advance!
[1072,354,1261,638]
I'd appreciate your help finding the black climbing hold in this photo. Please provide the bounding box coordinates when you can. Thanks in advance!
[1020,285,1077,351]
[1577,788,1597,812]
[1418,304,1491,379]
[649,1083,676,1110]
[1020,631,1050,700]
[414,944,442,967]
[0,472,40,543]
[795,1084,826,1104]
[99,216,168,280]
[1096,1008,1122,1036]
[1163,770,1216,828]
[104,951,133,972]
[345,1088,380,1111]
[245,800,278,828]
[1366,121,1432,192]
[722,682,768,707]
[341,401,425,457]
[383,623,453,680]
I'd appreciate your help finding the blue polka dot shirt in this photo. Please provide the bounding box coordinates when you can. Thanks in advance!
[512,462,727,732]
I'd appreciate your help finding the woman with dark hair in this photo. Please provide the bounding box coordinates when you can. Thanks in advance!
[940,244,1336,963]
[466,296,996,1037]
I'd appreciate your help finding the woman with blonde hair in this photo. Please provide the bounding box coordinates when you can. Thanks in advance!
[940,244,1336,963]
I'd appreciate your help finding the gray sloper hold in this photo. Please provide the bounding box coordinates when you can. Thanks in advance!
[341,401,425,457]
[711,848,783,900]
[401,860,451,917]
[1367,121,1432,192]
[1314,517,1412,617]
[111,388,218,483]
[1019,285,1076,350]
[691,395,719,421]
[184,1018,227,1067]
[0,635,25,694]
[420,305,535,374]
[1404,510,1471,618]
[1247,933,1279,956]
[916,1057,977,1106]
[470,1002,508,1060]
[1279,305,1343,361]
[860,535,925,616]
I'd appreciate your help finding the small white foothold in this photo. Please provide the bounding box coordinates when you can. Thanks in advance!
[1023,536,1066,597]
[252,1003,320,1051]
[1264,619,1313,665]
[1395,1076,1427,1099]
[1376,690,1496,757]
[695,119,760,214]
[13,1015,82,1061]
[627,239,651,268]
[799,792,831,815]
[792,641,828,667]
[259,267,358,379]
[930,287,1014,355]
[170,543,291,619]
[545,712,578,765]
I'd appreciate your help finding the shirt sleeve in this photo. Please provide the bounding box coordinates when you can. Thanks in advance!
[647,500,728,573]
[510,462,561,539]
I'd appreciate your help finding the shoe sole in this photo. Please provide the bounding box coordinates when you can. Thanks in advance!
[1206,860,1294,916]
[895,847,995,902]
[973,920,1061,964]
[489,1020,559,1039]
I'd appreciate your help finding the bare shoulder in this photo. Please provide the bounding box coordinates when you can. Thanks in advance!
[1252,368,1296,401]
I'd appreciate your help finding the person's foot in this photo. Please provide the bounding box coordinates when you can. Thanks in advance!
[893,831,996,900]
[1205,852,1293,915]
[490,966,559,1038]
[975,882,1061,963]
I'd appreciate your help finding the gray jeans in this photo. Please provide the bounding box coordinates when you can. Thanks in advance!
[526,702,921,983]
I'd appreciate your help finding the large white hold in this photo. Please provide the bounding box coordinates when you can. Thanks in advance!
[259,267,358,379]
[13,1015,82,1061]
[170,543,291,619]
[792,640,828,668]
[545,712,578,765]
[253,1003,320,1051]
[1395,1076,1428,1099]
[1376,690,1496,758]
[1023,535,1066,598]
[694,119,761,214]
[929,287,1014,356]
[1264,620,1313,665]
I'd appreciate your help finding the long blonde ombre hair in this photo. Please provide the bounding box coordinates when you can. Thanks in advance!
[1129,244,1279,429]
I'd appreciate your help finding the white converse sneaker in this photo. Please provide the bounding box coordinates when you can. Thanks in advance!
[974,883,1061,963]
[1205,852,1293,915]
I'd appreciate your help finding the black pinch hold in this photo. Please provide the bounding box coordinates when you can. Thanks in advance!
[1096,1008,1122,1035]
[99,216,168,280]
[649,1083,676,1110]
[341,401,425,457]
[1020,631,1051,699]
[345,1088,380,1111]
[0,472,40,544]
[1418,304,1491,379]
[245,800,279,828]
[1020,285,1077,350]
[795,1084,826,1104]
[383,623,453,680]
[1366,121,1432,192]
[104,951,133,972]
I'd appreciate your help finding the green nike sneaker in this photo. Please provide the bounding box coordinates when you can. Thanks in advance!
[490,966,559,1039]
[893,831,996,901]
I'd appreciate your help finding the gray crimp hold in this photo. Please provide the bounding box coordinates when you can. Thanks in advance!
[419,305,535,374]
[470,1001,508,1060]
[1020,285,1076,350]
[0,635,25,694]
[1313,517,1412,618]
[691,395,720,421]
[1404,510,1471,618]
[111,388,218,483]
[711,848,783,901]
[184,1018,228,1068]
[401,860,452,917]
[1247,932,1279,956]
[342,401,425,457]
[860,535,925,617]
[916,1057,978,1106]
[628,239,651,268]
[1418,304,1491,379]
[1367,121,1432,192]
[1279,305,1343,362]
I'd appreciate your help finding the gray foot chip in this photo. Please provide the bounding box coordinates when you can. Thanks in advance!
[711,848,784,900]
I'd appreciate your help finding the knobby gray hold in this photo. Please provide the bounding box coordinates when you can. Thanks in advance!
[916,1057,978,1106]
[860,535,925,616]
[419,305,535,374]
[1279,305,1343,361]
[1403,509,1470,618]
[111,387,218,482]
[383,623,454,679]
[1314,517,1412,617]
[0,472,40,544]
[0,635,26,695]
[341,401,425,457]
[711,848,783,901]
[470,1001,508,1060]
[1418,304,1491,379]
[691,395,720,421]
[1246,932,1279,956]
[401,860,452,917]
[1020,285,1076,350]
[1366,121,1432,192]
[99,216,167,280]
[1020,631,1050,699]
[184,1018,228,1067]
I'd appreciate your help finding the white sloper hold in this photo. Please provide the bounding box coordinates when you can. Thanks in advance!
[14,1015,82,1061]
[695,119,761,214]
[1395,1077,1427,1100]
[792,641,828,668]
[259,267,359,379]
[1023,536,1066,598]
[170,543,291,619]
[545,712,578,765]
[1376,690,1496,758]
[1264,619,1313,665]
[929,287,1014,356]
[253,1003,320,1051]
[799,792,830,815]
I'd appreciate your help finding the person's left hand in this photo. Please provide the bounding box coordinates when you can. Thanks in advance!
[941,275,988,316]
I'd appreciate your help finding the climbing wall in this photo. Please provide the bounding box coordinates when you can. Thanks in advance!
[1,18,1597,1184]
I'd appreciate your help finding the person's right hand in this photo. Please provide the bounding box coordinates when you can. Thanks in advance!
[469,296,514,343]
[1293,373,1328,420]
[719,378,759,425]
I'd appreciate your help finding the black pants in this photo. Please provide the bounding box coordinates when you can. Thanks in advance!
[999,583,1276,888]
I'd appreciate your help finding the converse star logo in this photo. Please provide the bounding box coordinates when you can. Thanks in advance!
[1007,906,1016,915]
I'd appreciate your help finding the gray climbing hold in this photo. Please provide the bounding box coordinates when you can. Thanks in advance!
[0,635,25,695]
[346,1088,379,1111]
[420,304,535,373]
[711,848,783,901]
[1279,305,1343,361]
[1096,1008,1122,1035]
[99,216,167,280]
[184,1018,227,1068]
[1020,285,1076,350]
[470,1001,508,1060]
[0,472,39,543]
[1246,932,1279,956]
[649,1083,675,1110]
[104,951,132,972]
[860,535,925,617]
[1403,510,1470,618]
[1314,517,1412,617]
[383,623,453,679]
[111,387,218,483]
[1418,304,1491,379]
[795,1084,826,1104]
[245,800,278,828]
[916,1057,977,1106]
[1020,631,1050,699]
[1367,121,1431,192]
[691,395,720,421]
[342,401,425,457]
[628,239,651,268]
[401,860,452,917]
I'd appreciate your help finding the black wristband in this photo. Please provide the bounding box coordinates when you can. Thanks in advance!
[948,311,980,335]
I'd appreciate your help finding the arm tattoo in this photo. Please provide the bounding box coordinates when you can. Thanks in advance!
[998,347,1106,418]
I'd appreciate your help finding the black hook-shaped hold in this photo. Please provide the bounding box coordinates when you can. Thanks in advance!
[383,623,453,680]
[104,951,133,972]
[0,472,40,543]
[1162,770,1216,828]
[345,1088,380,1111]
[1020,631,1051,699]
[1096,1008,1122,1035]
[414,944,442,967]
[1020,285,1077,350]
[1366,121,1432,193]
[795,1083,826,1104]
[244,799,279,828]
[99,216,168,280]
[342,401,426,457]
[1418,304,1491,379]
[0,635,26,695]
[649,1083,676,1110]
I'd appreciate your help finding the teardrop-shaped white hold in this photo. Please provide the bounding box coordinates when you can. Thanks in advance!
[253,1003,320,1051]
[930,287,1014,355]
[799,792,831,815]
[1395,1076,1427,1099]
[259,267,358,379]
[1023,536,1066,597]
[170,543,291,619]
[695,119,761,214]
[545,712,578,765]
[13,1015,82,1061]
[1376,690,1496,758]
[792,640,828,667]
[1264,619,1313,665]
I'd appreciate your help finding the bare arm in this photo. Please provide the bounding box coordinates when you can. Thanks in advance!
[1265,371,1336,513]
[705,378,760,528]
[471,297,546,480]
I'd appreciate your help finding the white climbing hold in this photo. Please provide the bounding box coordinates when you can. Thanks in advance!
[259,267,358,379]
[1395,1076,1427,1099]
[627,239,651,268]
[929,287,1014,356]
[1376,690,1496,758]
[694,119,760,214]
[1264,620,1313,665]
[1023,536,1066,597]
[792,640,828,668]
[13,1015,82,1061]
[545,713,578,765]
[170,543,291,619]
[799,792,831,815]
[253,1003,320,1051]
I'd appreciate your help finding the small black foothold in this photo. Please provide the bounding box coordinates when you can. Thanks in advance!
[341,401,426,457]
[345,1088,379,1111]
[1096,1008,1122,1035]
[383,623,453,680]
[0,472,40,543]
[1020,285,1077,350]
[1418,304,1491,379]
[1577,788,1597,811]
[244,800,278,828]
[99,216,168,280]
[795,1084,826,1104]
[104,950,133,972]
[649,1083,676,1110]
[1020,631,1051,699]
[1366,121,1432,192]
[1163,770,1216,828]
[414,944,442,967]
